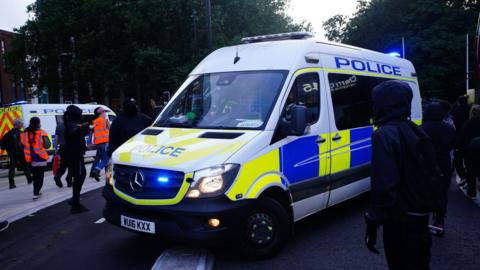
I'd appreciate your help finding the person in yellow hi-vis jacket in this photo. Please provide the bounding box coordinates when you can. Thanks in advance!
[20,117,51,200]
[89,107,110,181]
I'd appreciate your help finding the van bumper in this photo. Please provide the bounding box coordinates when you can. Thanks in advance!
[102,185,253,243]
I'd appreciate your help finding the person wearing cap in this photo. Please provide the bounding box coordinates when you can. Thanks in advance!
[89,107,110,181]
[64,105,90,213]
[107,98,151,157]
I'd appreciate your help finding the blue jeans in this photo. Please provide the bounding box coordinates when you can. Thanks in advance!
[93,143,109,171]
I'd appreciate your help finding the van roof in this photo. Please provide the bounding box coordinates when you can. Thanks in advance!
[190,38,415,75]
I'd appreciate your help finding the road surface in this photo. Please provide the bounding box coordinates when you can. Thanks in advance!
[0,183,479,269]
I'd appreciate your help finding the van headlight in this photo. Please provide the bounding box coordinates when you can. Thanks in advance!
[186,164,240,198]
[106,161,113,186]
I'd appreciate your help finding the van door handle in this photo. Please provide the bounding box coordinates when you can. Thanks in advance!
[332,134,342,141]
[316,136,326,144]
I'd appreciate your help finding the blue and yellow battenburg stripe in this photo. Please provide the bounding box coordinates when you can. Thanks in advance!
[227,126,375,200]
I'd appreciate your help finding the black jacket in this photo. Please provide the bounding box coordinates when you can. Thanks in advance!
[107,111,151,157]
[369,80,420,224]
[459,117,480,158]
[0,128,22,154]
[421,103,455,173]
[64,105,90,158]
[451,103,470,134]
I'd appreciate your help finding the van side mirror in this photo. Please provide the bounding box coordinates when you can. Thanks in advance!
[288,104,308,136]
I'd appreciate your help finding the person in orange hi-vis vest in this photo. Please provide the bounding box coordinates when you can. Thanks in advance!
[20,117,51,200]
[89,107,110,181]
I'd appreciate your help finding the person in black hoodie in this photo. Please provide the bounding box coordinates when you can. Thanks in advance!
[0,118,32,188]
[451,96,470,181]
[107,98,151,157]
[365,80,432,270]
[64,105,90,213]
[459,104,480,199]
[421,102,455,234]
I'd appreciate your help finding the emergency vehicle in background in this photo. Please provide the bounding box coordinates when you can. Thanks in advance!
[0,103,116,167]
[103,32,423,258]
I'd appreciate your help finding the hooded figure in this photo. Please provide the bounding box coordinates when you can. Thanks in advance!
[64,105,91,213]
[365,80,432,270]
[421,102,455,232]
[107,98,151,157]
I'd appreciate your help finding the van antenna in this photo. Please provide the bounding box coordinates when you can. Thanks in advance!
[234,46,240,64]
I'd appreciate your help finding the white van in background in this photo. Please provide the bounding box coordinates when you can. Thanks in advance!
[0,103,116,167]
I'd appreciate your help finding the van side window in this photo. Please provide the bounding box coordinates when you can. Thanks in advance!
[272,72,320,143]
[284,73,320,124]
[328,74,390,130]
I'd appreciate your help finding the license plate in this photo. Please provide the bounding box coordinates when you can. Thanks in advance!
[121,215,155,234]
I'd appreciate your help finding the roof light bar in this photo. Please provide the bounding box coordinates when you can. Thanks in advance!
[241,32,313,44]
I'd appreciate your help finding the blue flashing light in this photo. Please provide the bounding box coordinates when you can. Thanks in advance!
[388,52,401,58]
[157,177,169,183]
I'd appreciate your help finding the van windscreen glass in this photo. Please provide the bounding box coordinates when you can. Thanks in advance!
[155,70,288,130]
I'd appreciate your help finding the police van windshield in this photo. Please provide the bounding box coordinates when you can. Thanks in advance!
[155,70,288,130]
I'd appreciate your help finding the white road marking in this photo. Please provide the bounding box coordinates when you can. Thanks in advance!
[151,247,214,270]
[94,218,106,224]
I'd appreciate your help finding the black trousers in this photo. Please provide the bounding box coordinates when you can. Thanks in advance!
[434,166,452,225]
[453,149,467,179]
[55,146,72,185]
[31,166,45,195]
[465,156,480,197]
[383,214,431,270]
[68,155,86,206]
[8,151,32,186]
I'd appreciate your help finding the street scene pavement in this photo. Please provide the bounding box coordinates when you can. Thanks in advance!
[1,174,479,270]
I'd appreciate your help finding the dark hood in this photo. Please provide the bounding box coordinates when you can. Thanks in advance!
[123,98,138,116]
[65,105,83,123]
[372,80,413,126]
[423,102,445,122]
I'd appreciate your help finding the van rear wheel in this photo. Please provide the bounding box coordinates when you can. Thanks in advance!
[238,197,290,259]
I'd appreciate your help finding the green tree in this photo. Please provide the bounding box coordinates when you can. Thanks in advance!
[324,0,478,100]
[9,0,310,109]
[322,15,348,42]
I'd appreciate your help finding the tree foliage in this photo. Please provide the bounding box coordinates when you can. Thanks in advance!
[323,0,479,100]
[9,0,309,107]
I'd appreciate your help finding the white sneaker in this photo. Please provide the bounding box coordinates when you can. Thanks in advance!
[33,195,40,200]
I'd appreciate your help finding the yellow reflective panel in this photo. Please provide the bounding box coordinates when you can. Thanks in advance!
[246,174,282,198]
[119,152,132,163]
[143,135,157,145]
[324,68,418,82]
[169,128,201,138]
[226,149,280,200]
[153,144,225,167]
[330,130,351,174]
[294,68,322,76]
[318,133,331,177]
[413,119,422,125]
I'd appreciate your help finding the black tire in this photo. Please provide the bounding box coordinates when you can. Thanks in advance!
[238,196,291,259]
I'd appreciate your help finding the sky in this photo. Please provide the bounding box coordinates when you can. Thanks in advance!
[0,0,359,38]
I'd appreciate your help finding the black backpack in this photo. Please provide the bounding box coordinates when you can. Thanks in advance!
[397,121,445,213]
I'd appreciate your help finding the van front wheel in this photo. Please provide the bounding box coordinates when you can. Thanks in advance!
[238,197,290,259]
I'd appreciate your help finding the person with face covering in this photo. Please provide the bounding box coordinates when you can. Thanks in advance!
[364,80,433,270]
[107,98,151,157]
[64,105,90,213]
[421,102,455,235]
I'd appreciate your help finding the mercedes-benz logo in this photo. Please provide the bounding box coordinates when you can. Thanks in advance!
[129,171,144,192]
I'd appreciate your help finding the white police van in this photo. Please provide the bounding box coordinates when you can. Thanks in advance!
[103,32,422,258]
[0,103,115,166]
